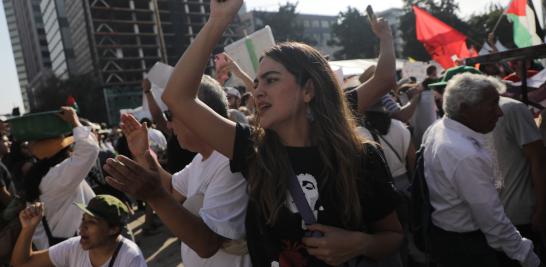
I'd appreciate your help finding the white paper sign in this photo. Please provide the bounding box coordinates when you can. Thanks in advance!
[142,62,174,112]
[224,26,276,78]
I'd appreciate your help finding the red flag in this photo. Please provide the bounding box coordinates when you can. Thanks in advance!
[413,6,472,69]
[66,96,76,106]
[506,0,526,16]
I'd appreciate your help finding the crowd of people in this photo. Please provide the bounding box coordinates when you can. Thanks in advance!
[0,0,545,266]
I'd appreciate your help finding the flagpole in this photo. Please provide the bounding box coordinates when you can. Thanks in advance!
[491,0,512,34]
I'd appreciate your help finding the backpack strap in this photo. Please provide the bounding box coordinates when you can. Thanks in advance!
[108,238,124,267]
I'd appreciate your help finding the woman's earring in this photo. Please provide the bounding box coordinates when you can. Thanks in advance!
[306,106,315,122]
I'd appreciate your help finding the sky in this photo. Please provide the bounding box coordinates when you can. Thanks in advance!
[0,0,512,115]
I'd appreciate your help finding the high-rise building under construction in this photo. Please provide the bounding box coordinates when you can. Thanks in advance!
[4,0,241,122]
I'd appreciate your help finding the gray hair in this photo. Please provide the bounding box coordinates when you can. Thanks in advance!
[443,73,506,119]
[197,75,228,118]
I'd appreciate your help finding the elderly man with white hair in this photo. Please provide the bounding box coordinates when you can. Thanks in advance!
[422,73,542,267]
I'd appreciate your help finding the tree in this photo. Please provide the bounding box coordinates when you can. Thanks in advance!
[329,7,377,60]
[467,4,515,49]
[259,2,314,45]
[33,74,108,123]
[400,0,471,60]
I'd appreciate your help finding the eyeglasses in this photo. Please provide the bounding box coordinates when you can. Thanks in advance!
[163,110,172,122]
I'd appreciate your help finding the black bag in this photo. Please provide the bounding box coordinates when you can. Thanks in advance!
[408,146,433,253]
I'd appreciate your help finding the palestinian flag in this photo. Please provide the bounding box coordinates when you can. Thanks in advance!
[66,96,80,114]
[505,0,545,48]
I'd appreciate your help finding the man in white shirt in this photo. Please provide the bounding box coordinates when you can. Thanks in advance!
[10,195,147,267]
[105,75,250,267]
[422,73,541,267]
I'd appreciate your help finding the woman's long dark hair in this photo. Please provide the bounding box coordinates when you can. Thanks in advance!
[247,42,371,228]
[364,111,392,136]
[22,148,70,202]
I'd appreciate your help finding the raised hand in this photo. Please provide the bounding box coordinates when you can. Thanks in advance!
[210,0,243,22]
[104,152,164,201]
[302,224,368,265]
[58,106,80,127]
[142,79,152,92]
[371,18,392,40]
[19,203,44,229]
[120,113,149,159]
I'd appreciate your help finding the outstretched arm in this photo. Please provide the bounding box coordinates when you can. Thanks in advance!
[353,18,396,113]
[105,155,224,258]
[391,85,423,123]
[11,203,54,267]
[220,53,255,93]
[162,0,243,159]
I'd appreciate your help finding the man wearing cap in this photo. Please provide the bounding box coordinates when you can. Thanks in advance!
[423,73,541,267]
[11,195,146,267]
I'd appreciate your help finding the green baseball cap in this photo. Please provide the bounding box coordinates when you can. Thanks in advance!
[428,66,483,89]
[75,195,129,225]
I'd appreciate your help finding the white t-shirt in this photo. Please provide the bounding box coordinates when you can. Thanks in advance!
[357,119,411,177]
[171,151,251,267]
[33,126,99,249]
[48,236,147,267]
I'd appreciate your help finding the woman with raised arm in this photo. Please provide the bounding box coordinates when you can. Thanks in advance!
[158,1,403,266]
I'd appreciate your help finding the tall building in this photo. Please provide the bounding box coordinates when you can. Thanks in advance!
[5,0,241,121]
[240,11,340,58]
[55,0,241,123]
[3,0,51,112]
[40,0,76,79]
[3,0,27,112]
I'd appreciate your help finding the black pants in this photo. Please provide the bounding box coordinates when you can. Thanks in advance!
[430,224,499,267]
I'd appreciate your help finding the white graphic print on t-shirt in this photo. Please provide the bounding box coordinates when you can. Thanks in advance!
[285,173,324,229]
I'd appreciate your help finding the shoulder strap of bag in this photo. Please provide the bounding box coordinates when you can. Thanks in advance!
[377,135,403,164]
[287,166,316,225]
[41,216,75,246]
[286,166,322,237]
[366,126,403,164]
[41,217,55,244]
[108,238,124,267]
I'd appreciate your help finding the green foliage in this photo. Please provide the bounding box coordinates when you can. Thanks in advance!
[33,74,108,123]
[259,2,315,45]
[466,4,514,49]
[329,7,377,59]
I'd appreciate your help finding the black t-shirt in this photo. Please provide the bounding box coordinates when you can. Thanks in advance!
[230,123,398,267]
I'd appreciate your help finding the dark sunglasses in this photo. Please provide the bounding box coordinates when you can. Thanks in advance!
[163,110,172,122]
